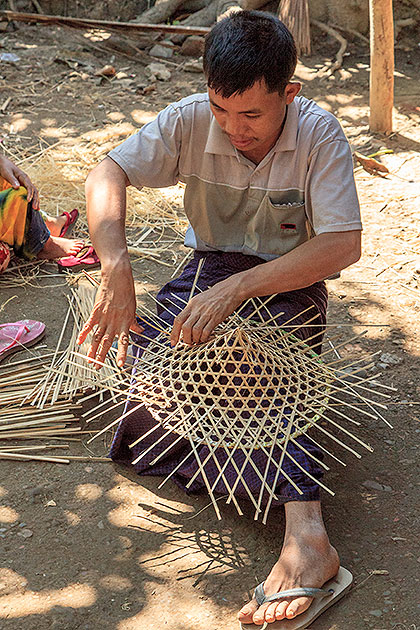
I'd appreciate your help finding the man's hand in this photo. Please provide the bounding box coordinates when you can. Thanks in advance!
[0,154,39,209]
[77,263,143,368]
[170,278,244,346]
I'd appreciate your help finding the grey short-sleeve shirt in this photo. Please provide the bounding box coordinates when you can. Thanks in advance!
[108,93,362,261]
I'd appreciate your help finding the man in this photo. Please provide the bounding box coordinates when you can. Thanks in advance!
[79,11,362,626]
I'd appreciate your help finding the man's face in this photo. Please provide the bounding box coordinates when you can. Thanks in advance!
[208,80,300,161]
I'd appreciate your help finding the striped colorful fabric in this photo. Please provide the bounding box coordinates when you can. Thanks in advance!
[0,176,49,261]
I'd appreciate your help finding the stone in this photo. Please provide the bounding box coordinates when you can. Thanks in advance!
[145,62,171,81]
[150,43,174,59]
[183,58,203,73]
[180,36,205,57]
[362,480,392,492]
[18,529,33,539]
[369,610,383,617]
[378,352,402,366]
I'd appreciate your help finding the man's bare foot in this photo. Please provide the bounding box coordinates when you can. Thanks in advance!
[37,236,84,259]
[43,214,67,237]
[238,501,340,626]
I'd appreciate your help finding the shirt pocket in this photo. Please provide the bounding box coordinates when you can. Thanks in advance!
[248,195,310,256]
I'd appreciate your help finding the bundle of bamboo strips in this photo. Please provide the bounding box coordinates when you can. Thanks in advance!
[0,283,129,463]
[279,0,311,56]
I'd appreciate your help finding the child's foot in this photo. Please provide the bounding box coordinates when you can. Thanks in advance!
[37,236,84,259]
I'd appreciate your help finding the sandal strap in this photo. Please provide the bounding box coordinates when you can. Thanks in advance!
[254,582,334,606]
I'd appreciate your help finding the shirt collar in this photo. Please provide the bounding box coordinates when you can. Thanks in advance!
[204,97,300,156]
[204,115,237,156]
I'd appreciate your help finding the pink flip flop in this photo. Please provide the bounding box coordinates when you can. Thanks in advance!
[57,245,101,273]
[59,209,79,237]
[0,320,46,363]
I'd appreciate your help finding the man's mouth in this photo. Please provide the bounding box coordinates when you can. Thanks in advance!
[228,136,253,148]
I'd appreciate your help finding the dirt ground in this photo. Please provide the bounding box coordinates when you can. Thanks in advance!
[0,17,419,630]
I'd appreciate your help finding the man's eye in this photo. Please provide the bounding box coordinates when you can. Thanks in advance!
[246,114,260,119]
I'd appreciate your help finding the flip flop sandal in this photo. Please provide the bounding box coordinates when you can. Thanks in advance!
[57,245,101,273]
[59,209,79,237]
[239,567,353,630]
[0,320,46,363]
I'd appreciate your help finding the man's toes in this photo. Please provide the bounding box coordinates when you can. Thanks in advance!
[263,601,279,623]
[274,600,290,620]
[285,596,313,619]
[238,599,258,623]
[252,603,270,624]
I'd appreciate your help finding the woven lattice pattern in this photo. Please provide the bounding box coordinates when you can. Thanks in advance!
[136,322,332,451]
[77,280,392,522]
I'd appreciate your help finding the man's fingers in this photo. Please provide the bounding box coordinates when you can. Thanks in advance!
[171,311,189,346]
[130,319,144,335]
[96,332,116,368]
[86,326,107,364]
[77,316,97,345]
[171,306,219,347]
[116,331,130,367]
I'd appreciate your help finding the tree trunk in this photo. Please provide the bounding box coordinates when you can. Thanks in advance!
[139,0,186,24]
[369,0,394,134]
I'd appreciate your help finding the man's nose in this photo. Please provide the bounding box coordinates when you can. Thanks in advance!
[224,115,244,136]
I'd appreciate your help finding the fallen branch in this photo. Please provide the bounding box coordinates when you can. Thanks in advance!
[311,19,347,76]
[330,22,369,45]
[0,10,211,35]
[394,17,418,39]
[354,151,390,177]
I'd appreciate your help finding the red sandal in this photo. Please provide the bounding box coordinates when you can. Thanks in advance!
[0,320,46,362]
[57,245,100,272]
[59,209,79,237]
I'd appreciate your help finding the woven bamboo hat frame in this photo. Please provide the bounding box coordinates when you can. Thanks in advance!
[78,271,393,523]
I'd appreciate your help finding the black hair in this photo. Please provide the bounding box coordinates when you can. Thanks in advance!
[203,10,297,98]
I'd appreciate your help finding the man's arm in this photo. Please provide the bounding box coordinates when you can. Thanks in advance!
[77,157,143,367]
[170,229,361,346]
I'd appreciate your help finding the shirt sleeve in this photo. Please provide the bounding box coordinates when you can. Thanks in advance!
[305,138,362,235]
[107,104,183,189]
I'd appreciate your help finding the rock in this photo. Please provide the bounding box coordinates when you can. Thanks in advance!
[145,62,171,81]
[369,610,382,617]
[45,500,57,507]
[0,52,20,63]
[378,352,402,367]
[97,520,104,530]
[183,58,203,73]
[181,36,205,57]
[142,83,156,94]
[18,529,33,539]
[335,366,367,383]
[95,64,116,77]
[362,480,392,492]
[150,43,174,59]
[27,486,43,497]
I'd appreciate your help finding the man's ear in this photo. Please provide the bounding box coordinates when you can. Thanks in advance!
[285,82,302,104]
